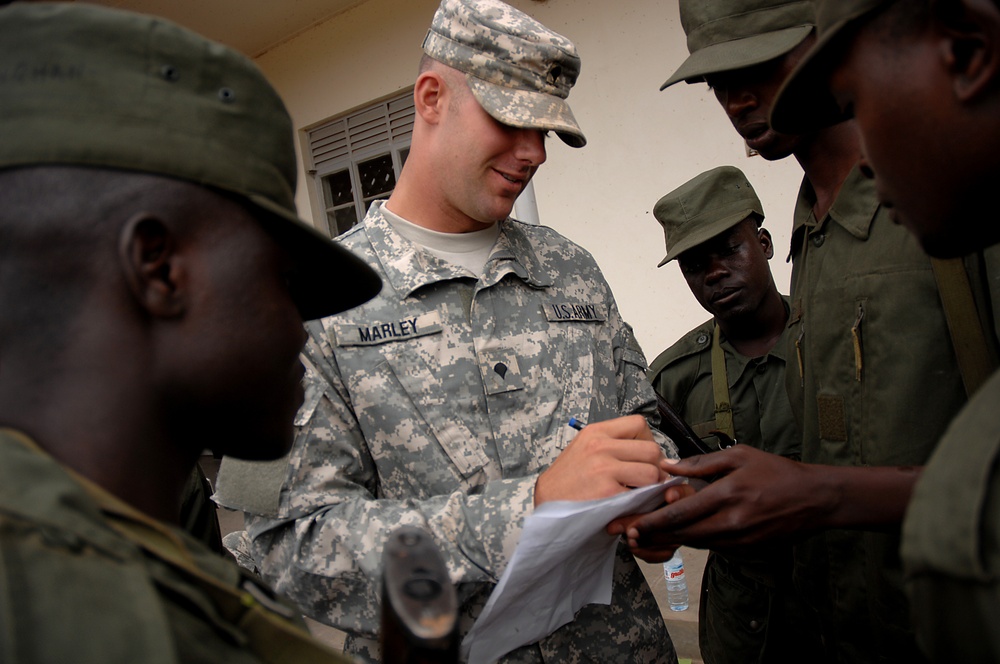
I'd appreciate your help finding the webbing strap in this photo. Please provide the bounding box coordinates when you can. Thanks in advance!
[75,472,349,664]
[108,519,349,664]
[711,324,736,440]
[932,257,996,397]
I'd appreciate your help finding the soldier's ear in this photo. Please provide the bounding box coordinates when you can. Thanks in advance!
[118,213,187,318]
[414,70,447,125]
[758,227,774,260]
[932,0,1000,103]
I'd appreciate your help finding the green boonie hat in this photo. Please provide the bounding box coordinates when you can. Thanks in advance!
[0,2,381,321]
[770,0,887,135]
[653,166,764,266]
[661,0,816,90]
[422,0,586,148]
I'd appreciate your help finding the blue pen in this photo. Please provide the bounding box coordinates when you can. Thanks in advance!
[568,417,586,431]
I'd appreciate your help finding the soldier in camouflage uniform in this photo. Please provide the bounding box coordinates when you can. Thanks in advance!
[0,4,380,662]
[770,1,1000,660]
[215,1,678,662]
[611,1,1000,662]
[647,166,820,664]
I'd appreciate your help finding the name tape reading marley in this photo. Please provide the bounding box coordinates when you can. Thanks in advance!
[333,303,605,348]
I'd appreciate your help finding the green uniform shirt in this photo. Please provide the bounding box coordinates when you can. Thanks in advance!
[0,429,350,664]
[649,302,798,458]
[901,367,1000,662]
[649,303,821,664]
[784,167,1000,663]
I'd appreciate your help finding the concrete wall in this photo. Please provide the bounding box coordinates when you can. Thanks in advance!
[256,0,805,360]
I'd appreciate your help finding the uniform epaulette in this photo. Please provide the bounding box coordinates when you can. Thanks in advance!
[648,319,715,380]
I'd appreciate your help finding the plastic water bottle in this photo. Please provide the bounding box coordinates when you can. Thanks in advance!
[663,550,689,611]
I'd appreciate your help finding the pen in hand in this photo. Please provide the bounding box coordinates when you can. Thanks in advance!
[568,417,586,431]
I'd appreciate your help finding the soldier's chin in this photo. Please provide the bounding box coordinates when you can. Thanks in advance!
[913,221,988,260]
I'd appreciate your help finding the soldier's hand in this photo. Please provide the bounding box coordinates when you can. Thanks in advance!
[604,469,696,563]
[609,445,823,555]
[533,415,667,506]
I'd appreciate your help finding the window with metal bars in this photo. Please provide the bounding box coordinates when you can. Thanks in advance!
[307,90,414,238]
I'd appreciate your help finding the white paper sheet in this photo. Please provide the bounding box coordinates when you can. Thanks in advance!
[461,477,684,663]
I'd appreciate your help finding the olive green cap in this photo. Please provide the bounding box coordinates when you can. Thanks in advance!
[770,0,887,134]
[0,2,381,320]
[661,0,816,90]
[422,0,585,147]
[653,166,764,266]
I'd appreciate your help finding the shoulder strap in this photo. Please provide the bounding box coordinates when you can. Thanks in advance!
[74,472,351,664]
[113,518,351,664]
[711,324,736,440]
[931,257,997,396]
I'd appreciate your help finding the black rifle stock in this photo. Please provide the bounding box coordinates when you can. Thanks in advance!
[381,526,458,664]
[655,393,714,458]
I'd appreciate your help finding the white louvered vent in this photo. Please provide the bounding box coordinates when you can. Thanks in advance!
[308,90,414,237]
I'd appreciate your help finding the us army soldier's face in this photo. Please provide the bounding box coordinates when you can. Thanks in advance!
[436,80,547,230]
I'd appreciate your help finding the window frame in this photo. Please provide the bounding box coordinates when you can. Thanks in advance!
[305,89,415,238]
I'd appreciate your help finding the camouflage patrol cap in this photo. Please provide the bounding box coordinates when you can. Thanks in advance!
[0,2,380,320]
[653,166,764,266]
[661,0,816,90]
[771,0,887,135]
[422,0,586,148]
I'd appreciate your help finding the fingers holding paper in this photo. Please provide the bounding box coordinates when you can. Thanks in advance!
[533,414,669,506]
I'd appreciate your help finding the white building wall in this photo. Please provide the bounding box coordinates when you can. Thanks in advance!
[255,0,805,361]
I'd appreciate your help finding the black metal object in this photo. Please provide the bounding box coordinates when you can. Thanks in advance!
[655,393,716,458]
[381,526,459,664]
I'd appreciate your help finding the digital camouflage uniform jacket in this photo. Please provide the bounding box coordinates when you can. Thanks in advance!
[244,203,677,664]
[648,307,821,664]
[785,167,1000,663]
[0,429,348,664]
[901,366,1000,662]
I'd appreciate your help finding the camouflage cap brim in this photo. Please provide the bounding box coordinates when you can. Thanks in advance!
[467,75,586,148]
[770,0,887,135]
[661,24,813,90]
[422,0,585,147]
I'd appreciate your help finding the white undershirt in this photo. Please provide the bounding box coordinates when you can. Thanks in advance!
[382,206,500,277]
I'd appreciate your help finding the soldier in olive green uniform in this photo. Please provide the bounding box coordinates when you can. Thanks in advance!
[0,4,381,662]
[611,2,1000,663]
[770,0,1000,660]
[648,166,821,663]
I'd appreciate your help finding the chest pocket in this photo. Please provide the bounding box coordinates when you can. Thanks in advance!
[331,311,491,487]
[542,300,604,414]
[479,350,525,396]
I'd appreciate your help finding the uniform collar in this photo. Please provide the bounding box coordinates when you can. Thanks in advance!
[789,165,881,260]
[716,295,791,388]
[0,430,336,660]
[0,427,205,570]
[364,201,554,298]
